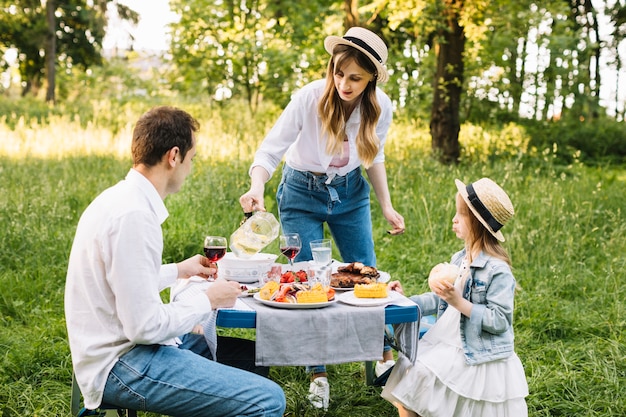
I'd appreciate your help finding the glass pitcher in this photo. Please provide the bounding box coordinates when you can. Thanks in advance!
[229,212,280,259]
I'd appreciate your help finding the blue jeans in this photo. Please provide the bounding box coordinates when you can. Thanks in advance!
[101,334,286,417]
[277,165,375,266]
[278,165,377,376]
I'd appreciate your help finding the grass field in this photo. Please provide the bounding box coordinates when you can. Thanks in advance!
[0,111,625,416]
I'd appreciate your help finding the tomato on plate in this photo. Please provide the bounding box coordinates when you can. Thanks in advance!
[280,271,295,283]
[295,270,308,282]
[280,270,308,283]
[325,287,336,301]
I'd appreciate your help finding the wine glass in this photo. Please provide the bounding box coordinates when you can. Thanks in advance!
[279,233,301,270]
[204,236,228,280]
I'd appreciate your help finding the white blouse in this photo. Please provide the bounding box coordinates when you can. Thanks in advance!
[250,79,393,179]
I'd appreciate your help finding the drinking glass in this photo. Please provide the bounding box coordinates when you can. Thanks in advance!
[204,236,227,280]
[308,263,332,287]
[279,233,301,270]
[310,239,332,265]
[264,263,283,284]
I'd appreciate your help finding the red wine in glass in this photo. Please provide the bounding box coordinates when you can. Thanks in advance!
[204,246,227,262]
[279,233,302,270]
[204,236,227,279]
[280,246,300,260]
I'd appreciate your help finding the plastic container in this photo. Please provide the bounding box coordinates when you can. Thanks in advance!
[229,212,280,259]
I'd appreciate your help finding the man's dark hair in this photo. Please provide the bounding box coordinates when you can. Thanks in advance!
[132,106,200,166]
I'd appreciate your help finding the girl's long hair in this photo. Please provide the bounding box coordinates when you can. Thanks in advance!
[458,194,512,266]
[318,45,381,168]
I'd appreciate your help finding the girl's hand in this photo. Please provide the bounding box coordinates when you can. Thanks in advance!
[387,280,404,295]
[432,281,460,304]
[432,281,473,317]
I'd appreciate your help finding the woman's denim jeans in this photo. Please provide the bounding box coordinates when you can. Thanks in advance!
[101,334,286,417]
[277,165,375,266]
[278,165,378,376]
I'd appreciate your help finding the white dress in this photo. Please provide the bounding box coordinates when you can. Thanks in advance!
[385,263,529,417]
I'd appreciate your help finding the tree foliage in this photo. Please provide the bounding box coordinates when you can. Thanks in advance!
[2,0,626,161]
[168,0,337,113]
[0,0,138,99]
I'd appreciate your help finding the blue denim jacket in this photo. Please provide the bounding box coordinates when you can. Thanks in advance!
[410,249,517,365]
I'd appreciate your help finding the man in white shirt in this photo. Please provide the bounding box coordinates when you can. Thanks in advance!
[65,106,285,416]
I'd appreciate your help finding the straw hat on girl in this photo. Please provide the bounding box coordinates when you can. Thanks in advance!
[324,27,390,83]
[455,178,514,242]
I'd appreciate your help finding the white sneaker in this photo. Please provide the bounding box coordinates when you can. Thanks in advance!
[308,376,330,410]
[375,359,395,377]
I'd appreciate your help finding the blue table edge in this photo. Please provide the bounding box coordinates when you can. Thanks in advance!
[216,303,419,329]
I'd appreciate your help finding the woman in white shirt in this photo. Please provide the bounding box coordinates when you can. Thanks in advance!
[240,27,405,410]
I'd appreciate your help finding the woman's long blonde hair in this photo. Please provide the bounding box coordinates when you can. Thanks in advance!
[458,194,512,266]
[317,44,381,168]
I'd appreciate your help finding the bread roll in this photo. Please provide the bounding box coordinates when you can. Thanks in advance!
[428,262,459,286]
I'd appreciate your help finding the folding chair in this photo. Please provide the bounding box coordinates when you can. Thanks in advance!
[71,372,138,417]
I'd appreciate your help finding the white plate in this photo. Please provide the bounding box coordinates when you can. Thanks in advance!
[337,290,401,307]
[223,275,262,284]
[253,292,336,309]
[238,285,259,297]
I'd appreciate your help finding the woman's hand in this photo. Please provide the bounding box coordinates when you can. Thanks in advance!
[239,166,270,212]
[365,163,405,235]
[383,207,405,235]
[239,190,265,212]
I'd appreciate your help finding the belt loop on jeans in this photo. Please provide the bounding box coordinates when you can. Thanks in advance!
[327,185,340,202]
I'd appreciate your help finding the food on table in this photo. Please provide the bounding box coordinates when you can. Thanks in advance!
[428,262,460,286]
[296,283,328,303]
[239,285,261,295]
[259,281,280,300]
[338,262,380,277]
[354,282,388,298]
[258,281,335,303]
[280,269,308,283]
[330,262,380,288]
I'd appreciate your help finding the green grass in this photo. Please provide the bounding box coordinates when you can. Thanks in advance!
[0,114,625,416]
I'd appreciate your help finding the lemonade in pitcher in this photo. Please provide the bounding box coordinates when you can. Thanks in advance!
[230,212,280,258]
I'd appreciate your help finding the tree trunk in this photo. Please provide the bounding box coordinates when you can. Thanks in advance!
[430,1,465,164]
[512,36,529,117]
[45,0,56,103]
[343,0,359,29]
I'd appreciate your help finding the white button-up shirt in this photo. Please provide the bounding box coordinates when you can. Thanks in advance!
[65,169,213,409]
[251,79,393,178]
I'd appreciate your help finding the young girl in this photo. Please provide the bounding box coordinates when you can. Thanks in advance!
[385,178,528,417]
[239,27,405,409]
